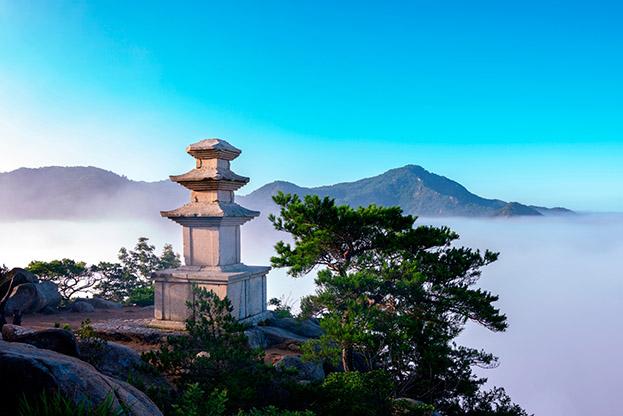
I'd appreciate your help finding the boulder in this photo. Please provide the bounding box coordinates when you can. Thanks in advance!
[1,324,35,339]
[37,281,62,309]
[275,355,325,383]
[78,340,172,393]
[1,325,79,357]
[1,269,45,325]
[245,327,269,349]
[3,268,38,286]
[4,281,61,316]
[39,306,60,315]
[256,325,310,348]
[76,297,123,310]
[0,340,162,415]
[267,317,323,338]
[91,319,184,344]
[71,300,95,313]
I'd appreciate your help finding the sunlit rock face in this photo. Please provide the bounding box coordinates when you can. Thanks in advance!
[152,139,270,328]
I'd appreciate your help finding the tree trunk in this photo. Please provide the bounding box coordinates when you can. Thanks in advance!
[342,347,351,372]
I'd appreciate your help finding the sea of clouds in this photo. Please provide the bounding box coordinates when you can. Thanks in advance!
[1,214,622,416]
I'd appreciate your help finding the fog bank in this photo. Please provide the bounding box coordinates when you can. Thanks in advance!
[1,214,622,415]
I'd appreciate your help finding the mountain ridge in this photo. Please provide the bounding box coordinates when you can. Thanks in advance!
[0,165,573,220]
[238,165,573,217]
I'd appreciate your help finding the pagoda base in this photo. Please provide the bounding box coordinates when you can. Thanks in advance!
[152,264,270,326]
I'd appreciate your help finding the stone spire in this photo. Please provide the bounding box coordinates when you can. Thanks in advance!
[152,138,270,328]
[161,139,259,267]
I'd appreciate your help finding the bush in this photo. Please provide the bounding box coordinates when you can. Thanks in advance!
[268,297,293,319]
[172,384,227,416]
[18,391,124,416]
[127,285,155,306]
[316,371,393,416]
[144,286,278,413]
[94,238,180,305]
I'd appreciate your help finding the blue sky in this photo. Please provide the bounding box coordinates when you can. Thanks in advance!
[0,1,622,211]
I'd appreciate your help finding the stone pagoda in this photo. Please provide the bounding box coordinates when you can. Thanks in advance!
[152,139,270,328]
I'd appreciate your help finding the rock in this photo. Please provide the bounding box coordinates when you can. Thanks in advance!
[78,340,173,394]
[71,300,95,313]
[245,327,269,349]
[1,325,79,357]
[1,324,35,339]
[275,355,325,383]
[37,281,62,309]
[1,270,58,326]
[76,297,123,310]
[91,319,185,344]
[0,340,162,415]
[267,317,323,338]
[3,268,38,286]
[39,306,59,315]
[256,325,310,348]
[4,281,61,316]
[78,341,173,392]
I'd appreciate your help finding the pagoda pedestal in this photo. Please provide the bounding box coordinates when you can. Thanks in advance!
[152,139,270,329]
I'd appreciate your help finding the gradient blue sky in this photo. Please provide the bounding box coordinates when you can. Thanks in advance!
[1,1,622,211]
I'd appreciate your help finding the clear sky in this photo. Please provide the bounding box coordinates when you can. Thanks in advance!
[0,1,621,211]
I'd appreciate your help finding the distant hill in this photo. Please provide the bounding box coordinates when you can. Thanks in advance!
[238,165,573,217]
[0,165,572,220]
[0,167,185,220]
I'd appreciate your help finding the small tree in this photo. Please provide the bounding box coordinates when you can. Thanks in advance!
[27,259,96,302]
[94,237,181,304]
[269,193,528,415]
[144,286,277,413]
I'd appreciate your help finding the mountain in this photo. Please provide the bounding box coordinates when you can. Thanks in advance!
[0,165,572,220]
[0,166,185,220]
[238,165,572,217]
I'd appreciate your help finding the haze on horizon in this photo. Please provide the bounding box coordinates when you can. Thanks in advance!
[1,1,622,212]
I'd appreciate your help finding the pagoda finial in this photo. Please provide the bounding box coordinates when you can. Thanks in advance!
[186,138,242,161]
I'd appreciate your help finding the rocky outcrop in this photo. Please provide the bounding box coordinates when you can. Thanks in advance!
[244,316,324,351]
[91,319,184,344]
[76,297,123,309]
[0,340,162,415]
[256,325,310,348]
[1,268,61,325]
[275,355,325,383]
[0,324,34,339]
[266,317,323,338]
[245,327,270,349]
[1,325,79,357]
[78,340,172,394]
[71,300,96,313]
[5,281,61,314]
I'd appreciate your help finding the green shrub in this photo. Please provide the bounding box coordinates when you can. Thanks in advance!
[127,285,155,306]
[316,370,393,416]
[172,383,227,416]
[18,391,124,416]
[268,297,293,319]
[94,237,180,304]
[144,286,277,413]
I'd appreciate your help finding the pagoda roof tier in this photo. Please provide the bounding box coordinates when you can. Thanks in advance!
[161,201,259,226]
[170,167,249,192]
[186,139,242,161]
